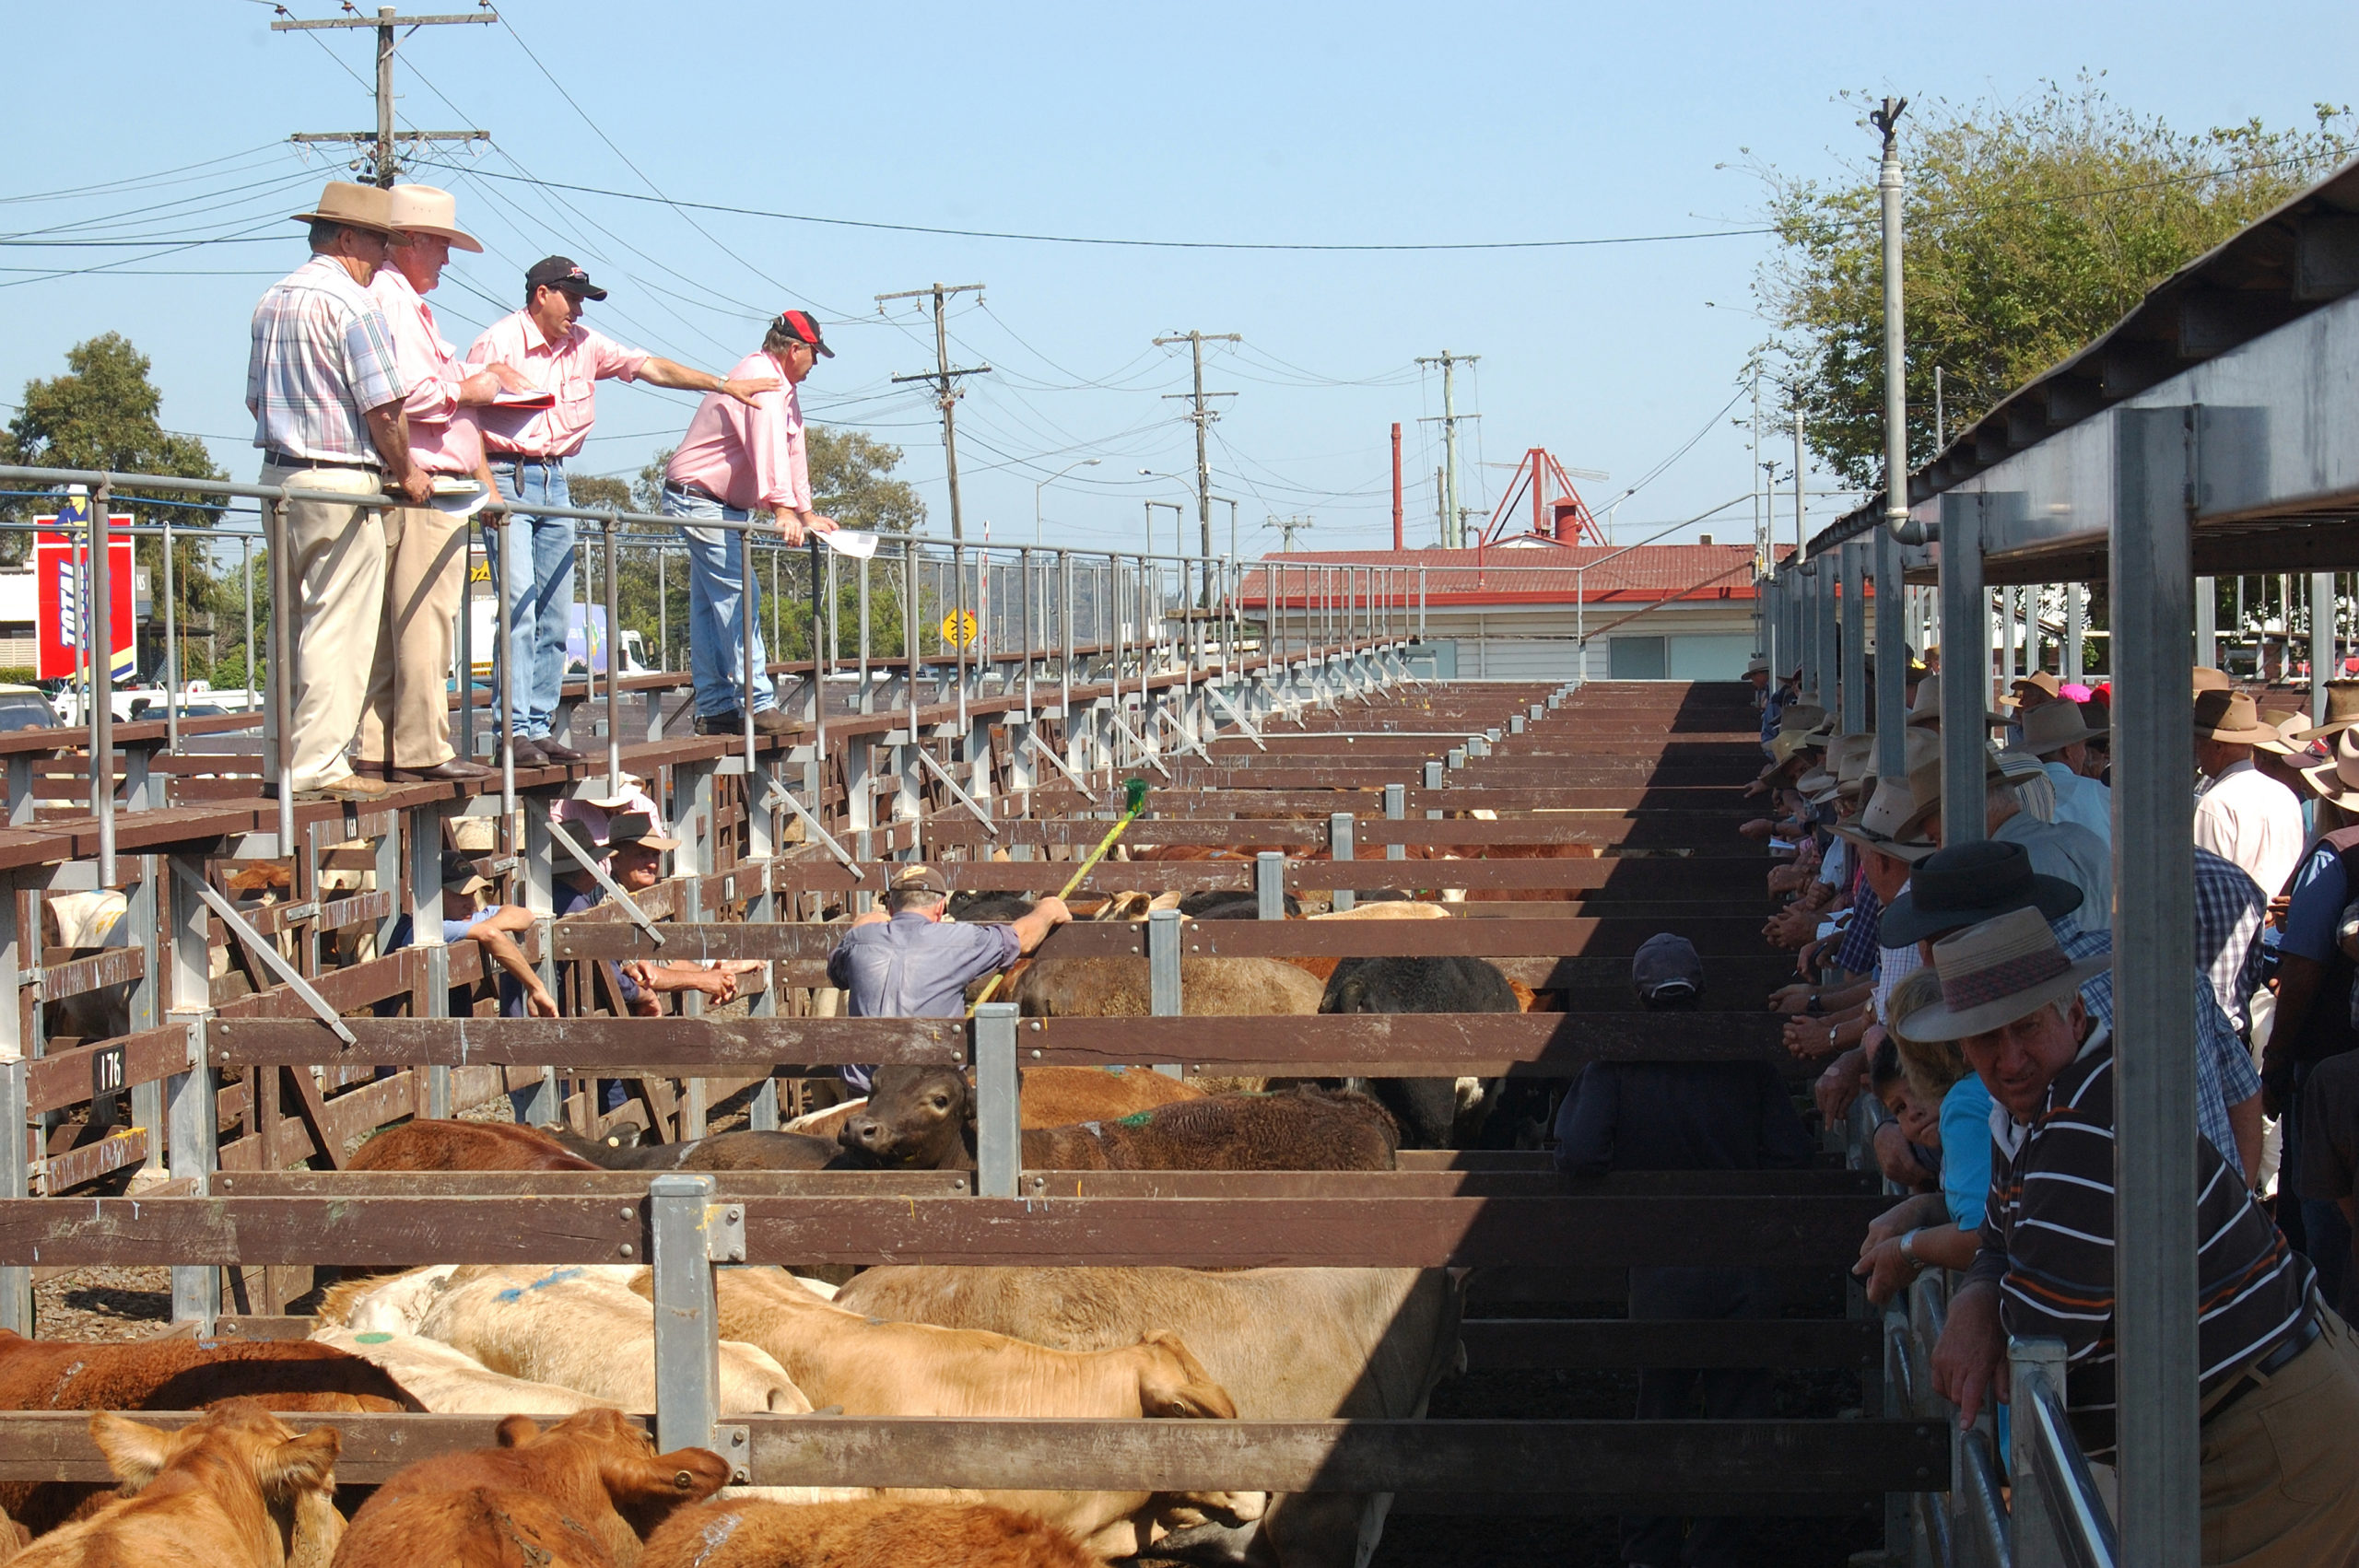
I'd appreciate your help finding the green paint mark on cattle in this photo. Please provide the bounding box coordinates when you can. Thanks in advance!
[1118,1110,1154,1127]
[355,1332,393,1344]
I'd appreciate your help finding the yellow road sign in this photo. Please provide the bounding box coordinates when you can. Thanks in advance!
[940,610,977,647]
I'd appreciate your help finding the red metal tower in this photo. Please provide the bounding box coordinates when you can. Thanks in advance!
[1479,448,1602,547]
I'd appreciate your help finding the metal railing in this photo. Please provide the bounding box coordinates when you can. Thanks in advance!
[0,462,1425,882]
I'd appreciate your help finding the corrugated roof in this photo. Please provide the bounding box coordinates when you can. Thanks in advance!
[1238,543,1790,605]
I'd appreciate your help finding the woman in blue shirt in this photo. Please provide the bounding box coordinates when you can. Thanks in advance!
[1853,970,1994,1305]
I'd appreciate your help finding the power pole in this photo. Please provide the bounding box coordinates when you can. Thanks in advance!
[879,283,991,540]
[1415,351,1479,547]
[276,6,494,186]
[1276,517,1314,553]
[1154,331,1239,561]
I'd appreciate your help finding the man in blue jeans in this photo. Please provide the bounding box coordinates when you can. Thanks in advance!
[466,257,776,764]
[659,309,839,734]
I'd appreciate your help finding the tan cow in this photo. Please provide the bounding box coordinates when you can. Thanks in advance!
[837,1266,1466,1568]
[311,1326,617,1415]
[640,1266,1255,1559]
[11,1400,342,1568]
[785,1066,1203,1142]
[641,1498,1099,1568]
[411,1264,811,1415]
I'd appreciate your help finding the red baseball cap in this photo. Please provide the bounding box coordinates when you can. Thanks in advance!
[772,309,834,357]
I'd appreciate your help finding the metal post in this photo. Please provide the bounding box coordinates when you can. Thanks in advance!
[972,1001,1019,1198]
[165,859,217,1328]
[241,531,257,713]
[1938,493,1989,847]
[0,874,23,1333]
[1874,529,1906,776]
[456,531,475,762]
[1145,907,1183,1078]
[2067,581,2085,681]
[2312,570,2335,721]
[2112,405,2200,1567]
[1814,560,1839,710]
[740,527,757,772]
[648,1173,722,1454]
[1840,539,1867,732]
[89,487,116,883]
[657,544,668,672]
[1255,850,1285,920]
[1383,783,1406,860]
[1329,812,1355,912]
[493,513,515,818]
[603,517,623,790]
[410,800,452,1119]
[160,511,180,754]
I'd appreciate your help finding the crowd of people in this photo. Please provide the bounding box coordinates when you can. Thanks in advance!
[245,180,838,802]
[1734,648,2359,1562]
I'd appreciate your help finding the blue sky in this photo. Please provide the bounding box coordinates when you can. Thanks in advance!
[5,1,2353,557]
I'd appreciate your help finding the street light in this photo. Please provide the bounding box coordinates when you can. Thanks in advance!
[1139,470,1192,557]
[1033,458,1101,546]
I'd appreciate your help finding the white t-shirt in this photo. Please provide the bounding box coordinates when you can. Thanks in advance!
[2193,759,2304,899]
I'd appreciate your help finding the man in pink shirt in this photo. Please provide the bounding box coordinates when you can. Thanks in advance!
[359,185,523,783]
[464,257,775,768]
[659,310,837,734]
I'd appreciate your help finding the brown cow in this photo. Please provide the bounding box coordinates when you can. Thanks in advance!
[546,1127,845,1172]
[348,1119,600,1172]
[1013,955,1322,1018]
[840,1072,1397,1173]
[11,1400,342,1568]
[640,1499,1097,1568]
[332,1409,729,1568]
[787,1067,1204,1144]
[0,1330,419,1538]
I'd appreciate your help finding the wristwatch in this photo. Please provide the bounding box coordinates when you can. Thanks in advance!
[1805,994,1824,1015]
[1898,1227,1926,1268]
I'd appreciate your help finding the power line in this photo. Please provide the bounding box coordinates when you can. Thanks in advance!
[446,166,1778,252]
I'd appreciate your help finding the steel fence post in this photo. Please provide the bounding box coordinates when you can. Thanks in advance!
[1329,812,1356,911]
[1255,850,1285,920]
[972,1002,1020,1199]
[649,1173,722,1456]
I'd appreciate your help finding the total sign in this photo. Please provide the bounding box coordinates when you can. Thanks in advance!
[35,508,136,684]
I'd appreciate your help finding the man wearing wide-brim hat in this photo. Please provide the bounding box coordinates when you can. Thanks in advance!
[248,181,437,802]
[827,865,1072,1093]
[2004,668,2063,713]
[1880,837,2263,1181]
[1902,672,2009,732]
[2294,679,2359,744]
[1777,774,1937,1067]
[358,184,521,784]
[1919,906,2359,1561]
[2195,688,2306,902]
[2015,700,2111,844]
[1900,744,2110,932]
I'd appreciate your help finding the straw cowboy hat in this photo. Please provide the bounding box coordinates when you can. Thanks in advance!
[2195,689,2283,745]
[1896,744,2006,838]
[2006,670,2063,707]
[1798,769,1840,806]
[602,812,681,854]
[2256,708,2317,759]
[289,181,394,234]
[2294,681,2359,743]
[385,183,482,252]
[2017,700,2103,757]
[1893,905,2109,1043]
[1745,653,1769,675]
[2192,666,2233,694]
[1833,775,1938,861]
[2299,730,2359,811]
[1778,703,1829,736]
[1904,673,2008,730]
[1879,839,2085,951]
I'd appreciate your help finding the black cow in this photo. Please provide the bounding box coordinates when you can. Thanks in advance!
[945,891,1037,923]
[1318,956,1521,1148]
[1176,891,1302,919]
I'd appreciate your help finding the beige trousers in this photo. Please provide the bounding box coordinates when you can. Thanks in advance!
[358,504,466,768]
[2201,1305,2359,1565]
[264,462,386,791]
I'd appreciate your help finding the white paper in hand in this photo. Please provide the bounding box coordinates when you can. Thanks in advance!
[428,478,494,519]
[817,529,878,559]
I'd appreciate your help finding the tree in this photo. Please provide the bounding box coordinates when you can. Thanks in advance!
[1753,79,2353,489]
[1,333,232,681]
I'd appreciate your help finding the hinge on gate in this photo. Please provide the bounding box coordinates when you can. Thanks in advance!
[705,1201,745,1262]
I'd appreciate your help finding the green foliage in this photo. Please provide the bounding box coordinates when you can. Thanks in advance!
[1753,79,2354,490]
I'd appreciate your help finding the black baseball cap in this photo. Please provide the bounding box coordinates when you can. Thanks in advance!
[526,255,607,301]
[1630,933,1705,1002]
[772,308,834,357]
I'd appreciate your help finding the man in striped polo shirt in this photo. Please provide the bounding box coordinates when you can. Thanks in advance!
[1915,907,2359,1562]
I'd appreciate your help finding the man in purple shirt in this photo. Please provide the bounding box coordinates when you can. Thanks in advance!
[827,865,1070,1092]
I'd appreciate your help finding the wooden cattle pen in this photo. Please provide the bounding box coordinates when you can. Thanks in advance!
[0,491,1948,1562]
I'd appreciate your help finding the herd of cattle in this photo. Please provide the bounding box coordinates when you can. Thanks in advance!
[0,942,1519,1566]
[0,809,1615,1566]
